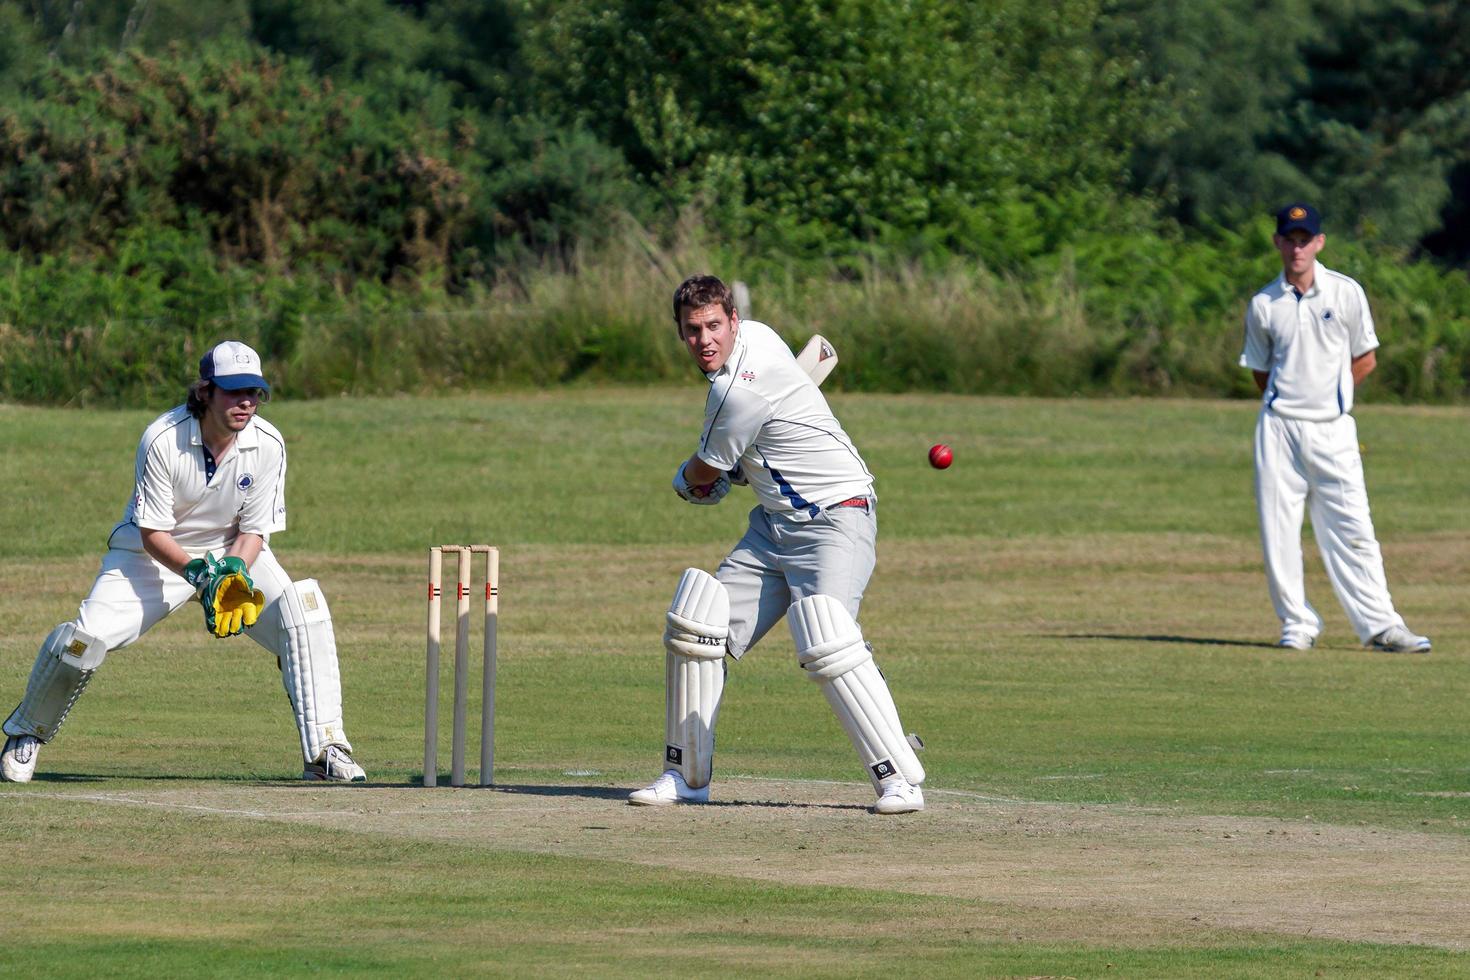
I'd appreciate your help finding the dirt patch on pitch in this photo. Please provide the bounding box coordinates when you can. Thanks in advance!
[29,776,1470,950]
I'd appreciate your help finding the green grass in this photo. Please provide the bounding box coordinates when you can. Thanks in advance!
[2,391,1468,975]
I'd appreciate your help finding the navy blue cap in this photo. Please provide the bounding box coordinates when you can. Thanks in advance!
[1275,203,1322,237]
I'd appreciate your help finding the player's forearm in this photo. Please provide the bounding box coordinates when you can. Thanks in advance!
[139,528,192,576]
[683,454,724,485]
[1351,350,1377,386]
[225,533,264,570]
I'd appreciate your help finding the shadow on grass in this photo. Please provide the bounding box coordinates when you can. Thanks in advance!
[465,782,868,811]
[1064,633,1279,649]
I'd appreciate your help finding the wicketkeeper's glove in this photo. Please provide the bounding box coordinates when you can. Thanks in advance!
[200,556,266,639]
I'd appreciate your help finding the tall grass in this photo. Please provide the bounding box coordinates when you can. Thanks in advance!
[3,217,1469,405]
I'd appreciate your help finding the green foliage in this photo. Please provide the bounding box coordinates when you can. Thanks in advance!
[1,0,1469,408]
[532,0,1146,264]
[5,216,1468,406]
[0,41,480,282]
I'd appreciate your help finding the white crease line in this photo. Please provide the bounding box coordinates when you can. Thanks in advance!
[8,791,607,820]
[9,776,1078,815]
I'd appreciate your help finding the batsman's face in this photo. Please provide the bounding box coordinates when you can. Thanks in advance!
[678,303,739,373]
[207,385,262,433]
[1274,231,1324,277]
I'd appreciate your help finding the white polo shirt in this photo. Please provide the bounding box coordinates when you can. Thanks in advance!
[1240,261,1379,422]
[108,405,288,555]
[696,319,874,520]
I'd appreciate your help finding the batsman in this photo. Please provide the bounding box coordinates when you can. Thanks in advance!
[630,275,925,814]
[1,341,366,783]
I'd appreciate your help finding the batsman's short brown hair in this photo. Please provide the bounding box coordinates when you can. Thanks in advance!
[672,274,735,324]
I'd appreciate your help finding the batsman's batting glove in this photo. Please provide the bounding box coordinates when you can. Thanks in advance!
[673,461,731,505]
[200,556,266,638]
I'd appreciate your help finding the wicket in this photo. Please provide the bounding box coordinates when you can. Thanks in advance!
[424,545,499,787]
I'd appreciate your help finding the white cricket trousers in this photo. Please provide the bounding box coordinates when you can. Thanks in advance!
[69,544,348,762]
[1253,408,1405,642]
[717,501,878,659]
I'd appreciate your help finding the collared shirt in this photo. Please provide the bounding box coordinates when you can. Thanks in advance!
[1240,260,1379,422]
[696,320,874,520]
[108,405,287,554]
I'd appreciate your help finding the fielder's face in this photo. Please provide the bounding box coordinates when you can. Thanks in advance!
[1273,230,1324,278]
[678,302,740,373]
[206,385,262,433]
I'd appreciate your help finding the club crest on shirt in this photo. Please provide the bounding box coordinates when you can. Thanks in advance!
[739,369,757,382]
[237,473,255,491]
[1322,309,1334,320]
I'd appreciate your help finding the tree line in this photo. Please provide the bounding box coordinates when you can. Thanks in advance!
[2,0,1468,404]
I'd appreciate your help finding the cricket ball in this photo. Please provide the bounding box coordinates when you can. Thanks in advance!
[928,443,953,469]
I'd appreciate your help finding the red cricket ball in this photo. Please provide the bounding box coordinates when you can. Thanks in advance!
[928,443,953,469]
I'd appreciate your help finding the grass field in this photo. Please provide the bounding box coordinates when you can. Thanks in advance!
[1,389,1468,977]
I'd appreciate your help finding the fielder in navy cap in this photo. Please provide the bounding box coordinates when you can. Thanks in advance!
[1238,199,1432,655]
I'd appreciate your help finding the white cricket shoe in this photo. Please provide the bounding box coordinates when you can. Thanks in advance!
[874,778,925,815]
[303,744,367,782]
[1278,630,1316,650]
[1,734,40,783]
[628,770,709,806]
[1368,625,1431,654]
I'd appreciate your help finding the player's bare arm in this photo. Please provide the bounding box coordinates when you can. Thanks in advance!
[683,455,724,485]
[139,526,194,577]
[1252,370,1269,393]
[1351,350,1376,386]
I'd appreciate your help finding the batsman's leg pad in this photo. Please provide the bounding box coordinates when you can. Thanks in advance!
[788,594,925,790]
[275,579,350,764]
[661,568,728,789]
[3,624,107,743]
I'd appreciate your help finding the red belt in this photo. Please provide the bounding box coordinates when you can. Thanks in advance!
[829,497,872,511]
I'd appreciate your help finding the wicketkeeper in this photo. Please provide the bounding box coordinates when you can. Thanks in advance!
[630,275,926,814]
[1,341,366,783]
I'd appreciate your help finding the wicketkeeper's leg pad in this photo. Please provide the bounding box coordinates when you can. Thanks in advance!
[661,568,729,790]
[788,594,924,790]
[3,624,107,743]
[270,579,350,765]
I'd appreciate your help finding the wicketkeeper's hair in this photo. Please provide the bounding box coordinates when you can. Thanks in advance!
[185,380,214,419]
[672,274,735,324]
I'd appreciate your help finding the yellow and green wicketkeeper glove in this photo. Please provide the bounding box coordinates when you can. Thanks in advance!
[187,555,267,638]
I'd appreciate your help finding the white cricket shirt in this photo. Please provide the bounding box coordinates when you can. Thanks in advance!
[108,405,288,555]
[696,320,874,520]
[1240,261,1379,422]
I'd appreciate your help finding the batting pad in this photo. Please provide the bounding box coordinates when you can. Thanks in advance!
[274,579,350,764]
[788,594,925,790]
[3,623,107,743]
[661,568,728,789]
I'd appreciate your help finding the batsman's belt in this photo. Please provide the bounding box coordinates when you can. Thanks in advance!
[827,496,873,512]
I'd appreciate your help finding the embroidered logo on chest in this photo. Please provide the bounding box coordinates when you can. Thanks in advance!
[739,369,757,382]
[237,473,255,492]
[1322,309,1334,321]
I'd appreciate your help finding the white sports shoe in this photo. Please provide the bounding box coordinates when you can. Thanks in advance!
[303,744,367,782]
[628,770,709,806]
[1,734,40,783]
[874,778,925,815]
[1368,625,1431,654]
[1278,630,1316,650]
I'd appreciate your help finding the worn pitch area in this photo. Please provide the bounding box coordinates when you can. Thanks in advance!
[15,776,1470,950]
